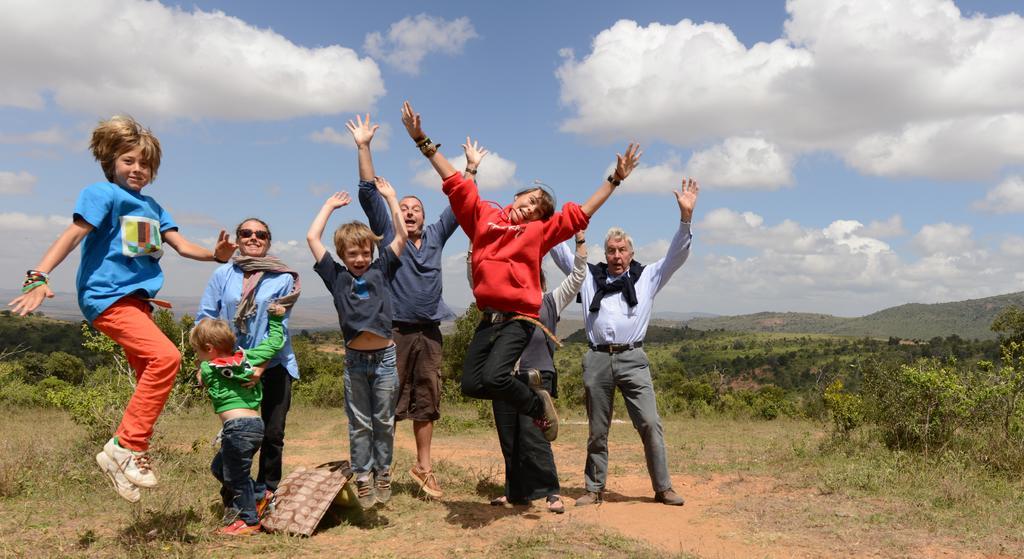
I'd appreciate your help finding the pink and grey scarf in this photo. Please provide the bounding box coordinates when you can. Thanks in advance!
[232,255,301,335]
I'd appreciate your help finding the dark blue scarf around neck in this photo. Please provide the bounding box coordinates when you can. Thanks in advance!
[583,260,645,312]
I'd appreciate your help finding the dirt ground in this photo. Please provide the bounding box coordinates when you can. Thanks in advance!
[282,415,1015,559]
[2,408,1020,558]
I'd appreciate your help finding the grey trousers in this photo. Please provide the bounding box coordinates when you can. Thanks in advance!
[582,347,672,493]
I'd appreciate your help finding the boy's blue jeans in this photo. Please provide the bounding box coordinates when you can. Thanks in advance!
[344,345,399,476]
[211,416,266,525]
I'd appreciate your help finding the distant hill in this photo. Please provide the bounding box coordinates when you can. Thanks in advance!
[0,289,360,331]
[686,291,1024,340]
[9,285,1021,341]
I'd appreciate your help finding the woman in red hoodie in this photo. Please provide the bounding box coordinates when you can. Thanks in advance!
[401,101,639,441]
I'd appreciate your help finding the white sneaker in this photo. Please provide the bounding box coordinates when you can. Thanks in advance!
[103,438,158,488]
[96,452,140,503]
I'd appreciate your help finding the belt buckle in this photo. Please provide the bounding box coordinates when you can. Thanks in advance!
[609,343,631,354]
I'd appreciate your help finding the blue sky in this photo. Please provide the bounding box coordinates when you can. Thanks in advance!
[3,0,1024,317]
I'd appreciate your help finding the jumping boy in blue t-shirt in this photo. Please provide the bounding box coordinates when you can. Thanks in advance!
[8,115,236,503]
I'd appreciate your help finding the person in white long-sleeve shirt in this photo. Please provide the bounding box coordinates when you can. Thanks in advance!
[550,177,699,507]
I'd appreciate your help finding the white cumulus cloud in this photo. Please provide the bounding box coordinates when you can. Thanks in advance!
[912,222,974,256]
[0,0,385,120]
[364,14,477,75]
[862,215,907,238]
[973,175,1024,214]
[1001,235,1024,257]
[0,171,38,195]
[613,156,687,194]
[556,0,1024,181]
[0,126,69,145]
[310,123,392,150]
[412,151,517,191]
[684,137,793,190]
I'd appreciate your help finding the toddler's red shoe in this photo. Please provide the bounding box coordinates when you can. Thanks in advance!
[218,520,261,536]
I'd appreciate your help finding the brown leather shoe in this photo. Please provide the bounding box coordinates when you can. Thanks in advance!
[655,489,685,506]
[574,491,603,506]
[409,466,443,498]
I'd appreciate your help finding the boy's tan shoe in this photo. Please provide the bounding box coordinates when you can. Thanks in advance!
[96,451,140,503]
[375,469,392,504]
[104,438,158,488]
[355,476,377,509]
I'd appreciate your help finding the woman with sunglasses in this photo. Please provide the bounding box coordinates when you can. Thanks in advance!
[197,218,301,510]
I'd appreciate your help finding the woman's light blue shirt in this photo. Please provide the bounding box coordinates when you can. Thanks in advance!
[197,263,300,379]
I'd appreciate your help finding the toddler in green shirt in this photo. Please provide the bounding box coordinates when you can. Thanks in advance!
[190,304,285,536]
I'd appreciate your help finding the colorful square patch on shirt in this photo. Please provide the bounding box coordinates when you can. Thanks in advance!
[120,215,163,258]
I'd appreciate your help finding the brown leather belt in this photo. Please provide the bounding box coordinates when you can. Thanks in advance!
[481,310,563,348]
[589,342,643,354]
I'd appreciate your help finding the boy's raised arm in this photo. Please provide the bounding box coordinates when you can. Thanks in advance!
[307,192,350,262]
[7,218,93,316]
[347,113,379,183]
[374,177,408,257]
[580,143,642,217]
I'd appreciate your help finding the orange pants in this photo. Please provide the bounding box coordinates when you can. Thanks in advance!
[92,297,182,452]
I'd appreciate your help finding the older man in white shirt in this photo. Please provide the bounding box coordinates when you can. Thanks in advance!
[551,177,699,507]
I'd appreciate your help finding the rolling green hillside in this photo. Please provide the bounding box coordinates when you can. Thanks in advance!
[686,291,1024,340]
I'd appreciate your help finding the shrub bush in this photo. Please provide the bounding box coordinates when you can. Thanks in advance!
[823,379,864,436]
[293,373,346,408]
[45,375,133,442]
[861,358,974,454]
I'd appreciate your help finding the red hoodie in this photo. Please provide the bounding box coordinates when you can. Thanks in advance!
[443,172,589,318]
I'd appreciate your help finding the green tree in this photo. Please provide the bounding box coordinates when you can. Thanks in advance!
[43,351,86,384]
[441,304,481,385]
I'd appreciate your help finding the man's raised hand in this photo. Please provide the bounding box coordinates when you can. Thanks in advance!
[346,113,379,147]
[674,177,699,222]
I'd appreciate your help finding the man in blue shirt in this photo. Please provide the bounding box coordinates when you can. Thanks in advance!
[551,177,700,507]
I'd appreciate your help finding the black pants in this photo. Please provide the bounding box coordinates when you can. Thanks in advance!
[461,319,542,418]
[493,370,559,502]
[256,364,292,492]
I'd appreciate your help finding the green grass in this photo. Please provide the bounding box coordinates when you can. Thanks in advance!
[3,405,1024,557]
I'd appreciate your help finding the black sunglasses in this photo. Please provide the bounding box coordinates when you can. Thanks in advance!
[238,229,270,241]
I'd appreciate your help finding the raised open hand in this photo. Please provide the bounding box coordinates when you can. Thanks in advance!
[674,177,699,221]
[213,230,238,263]
[613,143,643,182]
[463,137,489,168]
[401,101,425,141]
[374,176,397,199]
[324,191,351,210]
[346,113,379,147]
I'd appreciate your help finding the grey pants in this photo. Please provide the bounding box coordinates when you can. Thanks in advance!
[583,348,672,493]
